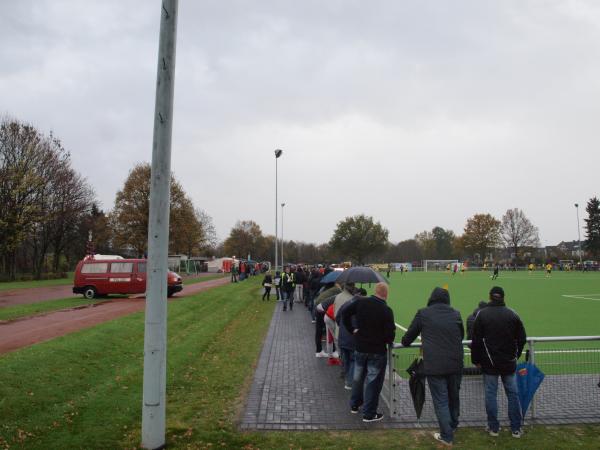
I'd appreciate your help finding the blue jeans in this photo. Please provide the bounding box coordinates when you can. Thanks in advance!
[483,373,522,433]
[282,290,293,310]
[427,374,462,443]
[350,351,387,418]
[339,347,355,387]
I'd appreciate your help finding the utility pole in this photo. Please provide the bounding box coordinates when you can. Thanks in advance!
[281,202,286,268]
[142,1,178,448]
[575,203,583,268]
[274,149,282,271]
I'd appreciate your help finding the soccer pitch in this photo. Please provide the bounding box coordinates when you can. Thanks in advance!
[385,270,600,338]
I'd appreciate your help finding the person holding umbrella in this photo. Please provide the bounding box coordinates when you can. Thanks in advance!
[471,286,527,439]
[401,287,464,447]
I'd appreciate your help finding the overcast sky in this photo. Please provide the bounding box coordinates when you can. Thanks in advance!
[2,1,600,246]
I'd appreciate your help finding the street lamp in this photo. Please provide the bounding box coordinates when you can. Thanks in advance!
[281,202,286,268]
[575,203,583,268]
[274,149,283,271]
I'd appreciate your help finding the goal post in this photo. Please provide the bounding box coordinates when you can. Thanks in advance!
[423,259,459,272]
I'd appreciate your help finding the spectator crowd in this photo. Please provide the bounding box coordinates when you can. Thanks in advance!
[260,265,527,447]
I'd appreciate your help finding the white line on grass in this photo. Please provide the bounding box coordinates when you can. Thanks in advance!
[562,294,600,301]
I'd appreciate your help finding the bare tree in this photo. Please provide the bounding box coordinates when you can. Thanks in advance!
[500,208,540,262]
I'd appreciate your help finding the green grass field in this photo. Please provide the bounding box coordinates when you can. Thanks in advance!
[0,273,74,291]
[383,270,600,376]
[385,270,600,337]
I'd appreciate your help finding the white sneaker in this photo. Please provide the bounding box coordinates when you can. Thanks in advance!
[433,433,452,446]
[512,429,523,438]
[315,351,328,358]
[344,384,352,390]
[485,426,500,437]
[331,351,339,358]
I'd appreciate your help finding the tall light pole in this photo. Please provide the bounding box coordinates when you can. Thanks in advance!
[281,202,286,268]
[274,149,282,271]
[142,1,178,448]
[575,203,583,268]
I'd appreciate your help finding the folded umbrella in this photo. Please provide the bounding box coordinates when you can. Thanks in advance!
[516,362,545,416]
[335,267,388,285]
[406,357,426,419]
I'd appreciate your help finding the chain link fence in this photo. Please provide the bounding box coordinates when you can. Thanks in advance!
[381,336,600,426]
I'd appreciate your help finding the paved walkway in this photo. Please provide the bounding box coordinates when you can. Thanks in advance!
[241,299,600,430]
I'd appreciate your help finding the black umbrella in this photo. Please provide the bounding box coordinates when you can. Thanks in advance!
[335,267,388,285]
[406,357,426,419]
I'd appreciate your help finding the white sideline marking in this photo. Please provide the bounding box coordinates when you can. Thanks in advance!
[562,294,600,302]
[534,349,600,354]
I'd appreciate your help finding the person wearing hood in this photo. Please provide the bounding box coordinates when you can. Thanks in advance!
[401,287,464,447]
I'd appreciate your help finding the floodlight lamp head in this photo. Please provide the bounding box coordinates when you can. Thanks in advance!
[575,203,579,208]
[275,149,283,158]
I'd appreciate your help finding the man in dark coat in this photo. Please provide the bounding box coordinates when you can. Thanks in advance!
[342,283,395,423]
[401,287,464,446]
[471,286,526,438]
[466,300,488,341]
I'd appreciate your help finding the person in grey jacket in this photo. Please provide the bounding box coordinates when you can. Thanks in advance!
[401,287,464,446]
[335,288,367,389]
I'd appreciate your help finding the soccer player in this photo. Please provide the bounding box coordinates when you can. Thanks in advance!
[491,264,499,280]
[528,263,534,274]
[545,263,552,278]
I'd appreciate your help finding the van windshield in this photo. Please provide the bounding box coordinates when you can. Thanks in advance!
[138,262,146,273]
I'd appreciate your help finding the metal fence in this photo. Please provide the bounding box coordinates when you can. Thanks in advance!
[381,336,600,426]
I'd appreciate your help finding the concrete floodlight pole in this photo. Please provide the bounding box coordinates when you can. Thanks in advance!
[274,150,282,271]
[575,203,583,268]
[142,1,178,449]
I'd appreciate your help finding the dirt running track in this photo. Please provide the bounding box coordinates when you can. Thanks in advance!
[0,277,230,355]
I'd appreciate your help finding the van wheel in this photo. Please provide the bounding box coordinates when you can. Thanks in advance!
[167,288,175,298]
[83,286,97,299]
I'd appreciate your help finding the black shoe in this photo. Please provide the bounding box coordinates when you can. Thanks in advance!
[350,406,360,414]
[283,308,286,311]
[362,413,384,423]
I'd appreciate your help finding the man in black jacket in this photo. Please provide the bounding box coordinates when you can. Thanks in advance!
[401,287,464,446]
[341,283,395,423]
[471,286,526,438]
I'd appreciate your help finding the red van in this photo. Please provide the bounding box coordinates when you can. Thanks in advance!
[73,257,183,299]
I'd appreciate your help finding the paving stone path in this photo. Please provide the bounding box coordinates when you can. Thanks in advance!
[241,299,600,430]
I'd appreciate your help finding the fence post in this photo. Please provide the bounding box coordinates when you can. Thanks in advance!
[529,339,536,420]
[387,345,396,418]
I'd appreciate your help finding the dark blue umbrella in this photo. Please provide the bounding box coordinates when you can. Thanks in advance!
[335,266,388,285]
[320,270,342,284]
[516,362,545,416]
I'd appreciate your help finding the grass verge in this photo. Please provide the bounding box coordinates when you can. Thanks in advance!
[0,273,74,291]
[0,278,598,449]
[0,297,112,322]
[181,273,227,285]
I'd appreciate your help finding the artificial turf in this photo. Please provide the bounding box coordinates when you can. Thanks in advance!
[385,269,600,337]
